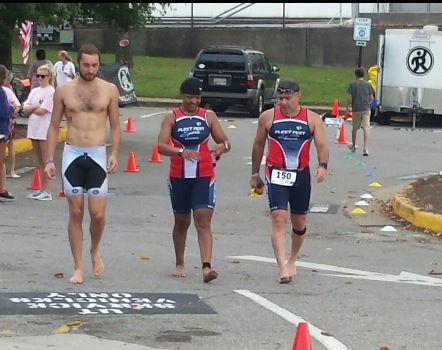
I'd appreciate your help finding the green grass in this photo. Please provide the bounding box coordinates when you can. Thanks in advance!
[13,47,353,106]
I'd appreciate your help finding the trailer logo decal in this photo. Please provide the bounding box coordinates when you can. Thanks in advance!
[407,47,433,76]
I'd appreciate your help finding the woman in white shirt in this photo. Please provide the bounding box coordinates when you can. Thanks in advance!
[54,50,76,86]
[23,64,56,201]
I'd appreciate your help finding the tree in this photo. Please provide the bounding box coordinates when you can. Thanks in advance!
[0,3,172,69]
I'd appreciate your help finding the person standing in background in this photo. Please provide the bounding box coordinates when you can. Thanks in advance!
[0,65,19,204]
[23,64,56,201]
[2,70,22,179]
[54,50,76,86]
[346,67,374,156]
[157,77,231,283]
[27,49,53,90]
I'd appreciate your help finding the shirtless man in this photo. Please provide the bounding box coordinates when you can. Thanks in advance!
[250,79,329,284]
[44,44,122,284]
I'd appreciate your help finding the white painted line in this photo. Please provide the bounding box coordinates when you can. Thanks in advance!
[140,111,167,119]
[228,255,442,287]
[234,290,350,350]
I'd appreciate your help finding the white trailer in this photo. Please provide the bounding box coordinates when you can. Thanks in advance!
[375,25,442,126]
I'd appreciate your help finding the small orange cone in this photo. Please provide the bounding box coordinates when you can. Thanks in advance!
[125,151,140,172]
[168,138,174,147]
[332,99,340,117]
[124,117,135,133]
[27,168,41,190]
[335,117,349,144]
[149,144,163,163]
[292,322,312,350]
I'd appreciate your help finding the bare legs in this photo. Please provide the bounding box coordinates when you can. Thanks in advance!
[271,210,307,283]
[7,139,19,178]
[172,208,217,282]
[67,195,106,284]
[31,140,53,194]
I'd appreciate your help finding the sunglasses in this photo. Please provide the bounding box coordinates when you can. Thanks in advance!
[277,88,299,94]
[36,74,48,78]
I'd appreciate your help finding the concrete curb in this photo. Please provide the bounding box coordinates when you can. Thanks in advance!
[393,192,442,233]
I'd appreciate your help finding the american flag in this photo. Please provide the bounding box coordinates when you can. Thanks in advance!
[18,20,33,64]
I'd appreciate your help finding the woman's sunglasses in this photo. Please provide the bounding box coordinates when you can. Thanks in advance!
[36,74,48,79]
[277,88,299,94]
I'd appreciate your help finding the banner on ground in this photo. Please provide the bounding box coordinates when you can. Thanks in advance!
[98,62,138,106]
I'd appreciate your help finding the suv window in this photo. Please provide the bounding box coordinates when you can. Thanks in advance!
[196,53,245,71]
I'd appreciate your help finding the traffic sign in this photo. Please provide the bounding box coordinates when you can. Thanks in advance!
[353,17,372,41]
[356,41,367,47]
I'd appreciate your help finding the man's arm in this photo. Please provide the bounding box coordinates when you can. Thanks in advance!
[251,111,269,175]
[107,84,122,174]
[309,110,329,183]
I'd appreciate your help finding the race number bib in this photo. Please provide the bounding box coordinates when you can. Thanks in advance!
[270,169,297,186]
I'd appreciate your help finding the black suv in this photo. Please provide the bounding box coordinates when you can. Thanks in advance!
[189,45,280,117]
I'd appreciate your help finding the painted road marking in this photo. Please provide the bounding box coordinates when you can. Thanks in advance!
[228,255,442,287]
[234,290,350,350]
[140,111,166,118]
[0,292,216,315]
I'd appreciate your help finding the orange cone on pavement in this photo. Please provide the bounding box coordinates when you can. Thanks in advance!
[292,322,312,350]
[335,117,349,144]
[27,168,41,190]
[149,144,163,163]
[125,151,140,172]
[168,138,174,147]
[332,99,340,117]
[124,116,135,132]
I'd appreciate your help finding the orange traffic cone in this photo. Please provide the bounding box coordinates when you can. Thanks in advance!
[168,138,174,147]
[149,144,163,163]
[332,99,340,117]
[124,117,135,132]
[335,117,349,144]
[125,151,140,172]
[27,168,41,190]
[292,322,312,350]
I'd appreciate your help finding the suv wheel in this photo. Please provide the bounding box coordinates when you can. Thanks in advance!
[249,90,264,118]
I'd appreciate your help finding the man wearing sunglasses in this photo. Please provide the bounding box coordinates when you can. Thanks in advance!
[250,79,329,284]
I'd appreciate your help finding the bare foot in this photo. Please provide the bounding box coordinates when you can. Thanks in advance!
[203,268,218,283]
[10,172,20,179]
[69,269,83,284]
[173,265,186,277]
[279,276,292,284]
[287,262,297,280]
[91,252,105,277]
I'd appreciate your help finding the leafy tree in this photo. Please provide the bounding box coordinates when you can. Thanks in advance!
[0,3,171,69]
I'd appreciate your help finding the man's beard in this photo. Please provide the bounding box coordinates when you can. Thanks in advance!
[79,72,97,81]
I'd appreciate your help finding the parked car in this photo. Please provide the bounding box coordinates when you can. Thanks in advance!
[189,45,280,117]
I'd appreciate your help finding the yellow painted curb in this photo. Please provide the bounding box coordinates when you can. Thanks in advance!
[393,193,442,233]
[10,128,67,156]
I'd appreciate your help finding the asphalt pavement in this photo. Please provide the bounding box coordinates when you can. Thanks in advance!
[3,100,442,349]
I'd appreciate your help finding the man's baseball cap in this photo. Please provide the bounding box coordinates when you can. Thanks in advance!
[180,77,203,95]
[277,79,300,94]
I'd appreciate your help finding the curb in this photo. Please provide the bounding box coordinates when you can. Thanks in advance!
[393,192,442,234]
